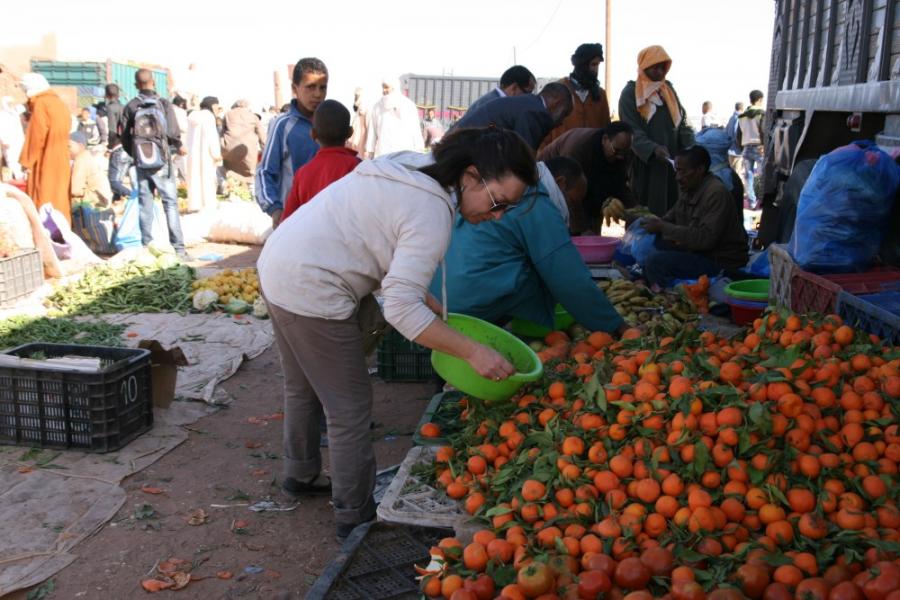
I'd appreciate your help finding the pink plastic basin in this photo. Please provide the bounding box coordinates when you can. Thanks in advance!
[572,236,620,264]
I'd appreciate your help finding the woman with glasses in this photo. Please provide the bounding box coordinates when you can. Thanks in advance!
[257,127,538,541]
[430,156,625,338]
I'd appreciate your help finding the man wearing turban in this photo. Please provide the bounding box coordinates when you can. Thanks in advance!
[540,43,611,150]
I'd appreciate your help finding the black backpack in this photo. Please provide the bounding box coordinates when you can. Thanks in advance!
[132,95,169,170]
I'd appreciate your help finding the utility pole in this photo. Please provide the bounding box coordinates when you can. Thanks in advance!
[605,0,612,105]
[273,70,284,109]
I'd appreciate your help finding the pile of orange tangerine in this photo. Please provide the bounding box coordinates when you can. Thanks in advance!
[417,311,900,600]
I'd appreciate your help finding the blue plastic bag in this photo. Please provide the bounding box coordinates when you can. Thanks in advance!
[114,196,168,251]
[748,249,771,278]
[619,219,658,266]
[696,127,735,192]
[789,141,900,273]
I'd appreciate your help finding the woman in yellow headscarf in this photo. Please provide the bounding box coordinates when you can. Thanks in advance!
[618,45,694,216]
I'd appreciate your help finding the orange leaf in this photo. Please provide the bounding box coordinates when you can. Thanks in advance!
[141,579,173,592]
[141,485,164,495]
[17,466,33,474]
[244,441,262,449]
[250,469,268,477]
[127,332,140,338]
[216,571,233,580]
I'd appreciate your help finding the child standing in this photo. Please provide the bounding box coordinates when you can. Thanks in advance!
[255,57,328,227]
[280,100,360,223]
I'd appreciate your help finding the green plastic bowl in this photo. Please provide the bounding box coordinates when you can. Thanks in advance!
[509,305,575,339]
[724,279,770,301]
[431,313,543,402]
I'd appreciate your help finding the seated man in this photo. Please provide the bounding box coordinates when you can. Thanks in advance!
[640,145,748,287]
[538,121,636,234]
[69,132,112,207]
[430,157,624,334]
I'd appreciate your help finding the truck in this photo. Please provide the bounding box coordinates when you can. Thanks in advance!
[759,0,899,247]
[29,59,171,109]
[401,74,557,121]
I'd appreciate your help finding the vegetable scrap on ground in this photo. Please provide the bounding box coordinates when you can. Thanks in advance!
[415,310,900,599]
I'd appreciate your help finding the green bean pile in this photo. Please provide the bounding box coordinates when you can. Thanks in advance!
[46,262,195,316]
[0,316,126,349]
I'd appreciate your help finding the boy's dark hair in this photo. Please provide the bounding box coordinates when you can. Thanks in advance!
[292,57,328,85]
[172,96,187,109]
[499,65,535,89]
[105,83,120,99]
[313,100,352,146]
[419,127,538,191]
[749,89,764,104]
[603,121,633,138]
[676,145,712,173]
[734,101,744,111]
[544,156,584,190]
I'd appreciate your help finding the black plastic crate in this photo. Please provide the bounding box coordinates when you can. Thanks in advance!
[307,521,453,599]
[0,343,153,452]
[0,249,43,307]
[376,330,435,382]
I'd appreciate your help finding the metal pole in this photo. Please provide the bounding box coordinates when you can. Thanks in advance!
[605,0,612,105]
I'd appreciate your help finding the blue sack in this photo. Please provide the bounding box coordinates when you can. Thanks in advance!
[788,141,900,273]
[620,218,658,267]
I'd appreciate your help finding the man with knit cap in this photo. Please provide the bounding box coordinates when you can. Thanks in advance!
[18,73,72,223]
[540,43,611,150]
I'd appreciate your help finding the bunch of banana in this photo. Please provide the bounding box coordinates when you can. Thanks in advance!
[597,279,698,334]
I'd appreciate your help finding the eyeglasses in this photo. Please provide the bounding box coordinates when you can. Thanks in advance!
[483,178,512,213]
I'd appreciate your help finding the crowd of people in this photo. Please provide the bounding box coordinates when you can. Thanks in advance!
[0,45,765,540]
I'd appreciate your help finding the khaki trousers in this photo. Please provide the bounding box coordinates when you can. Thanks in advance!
[267,302,376,526]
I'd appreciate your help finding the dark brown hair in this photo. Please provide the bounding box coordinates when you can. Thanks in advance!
[419,127,538,191]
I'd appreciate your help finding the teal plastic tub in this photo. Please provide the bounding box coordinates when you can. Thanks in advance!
[724,279,770,302]
[509,304,575,339]
[431,314,543,402]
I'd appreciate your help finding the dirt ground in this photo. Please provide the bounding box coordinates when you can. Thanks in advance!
[7,242,437,599]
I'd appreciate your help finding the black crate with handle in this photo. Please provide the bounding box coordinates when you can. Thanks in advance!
[0,343,153,452]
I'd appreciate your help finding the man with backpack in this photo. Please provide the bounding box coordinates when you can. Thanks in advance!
[121,69,189,258]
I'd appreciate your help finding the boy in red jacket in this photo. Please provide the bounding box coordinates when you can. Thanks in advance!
[280,100,360,222]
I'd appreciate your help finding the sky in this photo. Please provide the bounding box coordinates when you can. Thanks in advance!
[8,0,775,124]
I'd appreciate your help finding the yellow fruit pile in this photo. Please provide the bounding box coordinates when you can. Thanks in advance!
[191,268,260,305]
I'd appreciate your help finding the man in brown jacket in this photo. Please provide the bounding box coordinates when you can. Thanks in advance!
[540,43,611,150]
[222,99,266,182]
[641,145,748,287]
[19,73,72,224]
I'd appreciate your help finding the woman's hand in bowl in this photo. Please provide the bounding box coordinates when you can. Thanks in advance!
[466,343,515,381]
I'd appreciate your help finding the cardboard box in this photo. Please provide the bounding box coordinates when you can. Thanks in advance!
[138,339,188,408]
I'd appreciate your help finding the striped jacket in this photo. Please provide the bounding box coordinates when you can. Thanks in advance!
[254,100,318,215]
